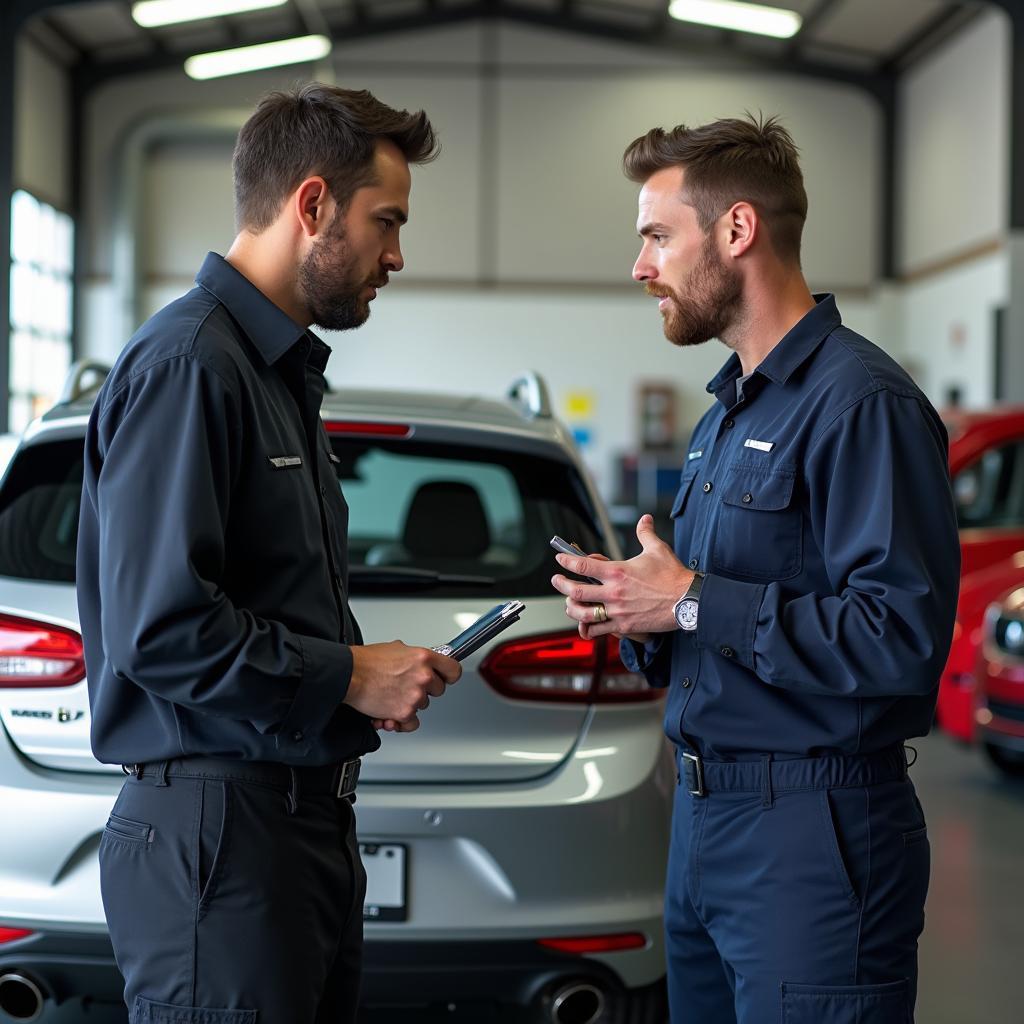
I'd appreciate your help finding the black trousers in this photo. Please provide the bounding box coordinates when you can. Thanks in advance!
[99,761,366,1024]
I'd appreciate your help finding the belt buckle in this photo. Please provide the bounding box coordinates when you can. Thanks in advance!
[682,752,705,797]
[336,758,361,799]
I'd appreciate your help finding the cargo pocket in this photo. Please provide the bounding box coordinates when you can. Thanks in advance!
[781,979,910,1023]
[131,995,257,1023]
[711,463,801,580]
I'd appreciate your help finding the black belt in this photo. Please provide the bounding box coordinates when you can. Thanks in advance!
[679,744,908,798]
[124,756,361,802]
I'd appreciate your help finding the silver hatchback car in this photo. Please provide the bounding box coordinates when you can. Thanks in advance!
[0,367,672,1024]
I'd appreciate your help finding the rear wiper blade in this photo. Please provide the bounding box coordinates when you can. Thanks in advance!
[349,566,497,591]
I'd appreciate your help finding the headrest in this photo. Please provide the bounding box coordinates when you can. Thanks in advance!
[402,481,491,558]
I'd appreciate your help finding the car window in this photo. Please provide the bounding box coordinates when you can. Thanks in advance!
[0,438,82,583]
[953,440,1024,529]
[334,438,604,597]
[0,435,606,598]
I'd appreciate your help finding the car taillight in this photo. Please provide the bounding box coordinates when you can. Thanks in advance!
[0,614,85,688]
[480,630,660,703]
[0,928,33,944]
[538,932,648,954]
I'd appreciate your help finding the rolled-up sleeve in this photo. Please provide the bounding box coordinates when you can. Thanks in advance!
[93,354,351,745]
[698,389,960,698]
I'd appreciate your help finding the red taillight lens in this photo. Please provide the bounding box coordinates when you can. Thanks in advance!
[0,614,85,688]
[0,928,34,944]
[324,421,413,438]
[538,932,648,954]
[479,630,661,703]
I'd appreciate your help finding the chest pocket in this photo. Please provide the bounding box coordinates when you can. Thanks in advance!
[711,463,802,581]
[669,468,700,549]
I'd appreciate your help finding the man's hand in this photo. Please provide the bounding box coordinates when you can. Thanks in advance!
[551,514,693,641]
[345,641,461,734]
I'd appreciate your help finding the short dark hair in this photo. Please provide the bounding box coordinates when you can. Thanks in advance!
[233,83,439,232]
[623,113,807,264]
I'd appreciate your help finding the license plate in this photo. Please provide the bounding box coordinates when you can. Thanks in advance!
[360,843,407,922]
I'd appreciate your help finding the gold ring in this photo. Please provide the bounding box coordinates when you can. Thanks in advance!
[594,603,608,624]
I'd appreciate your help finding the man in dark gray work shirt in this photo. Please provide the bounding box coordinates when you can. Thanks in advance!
[552,116,959,1023]
[76,84,460,1024]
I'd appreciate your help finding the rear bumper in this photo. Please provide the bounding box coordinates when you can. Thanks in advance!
[0,929,664,1018]
[0,709,673,994]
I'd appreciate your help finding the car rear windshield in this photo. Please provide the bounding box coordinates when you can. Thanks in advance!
[0,435,606,598]
[333,437,605,597]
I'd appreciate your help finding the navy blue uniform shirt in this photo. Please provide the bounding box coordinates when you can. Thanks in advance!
[622,295,960,759]
[78,253,380,766]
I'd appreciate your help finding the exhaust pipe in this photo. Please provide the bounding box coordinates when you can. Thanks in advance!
[548,981,606,1024]
[0,972,46,1022]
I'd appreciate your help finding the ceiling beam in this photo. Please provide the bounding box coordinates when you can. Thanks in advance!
[497,0,891,99]
[786,0,843,59]
[72,3,490,91]
[883,2,980,73]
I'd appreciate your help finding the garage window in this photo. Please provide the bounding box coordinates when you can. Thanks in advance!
[9,190,74,434]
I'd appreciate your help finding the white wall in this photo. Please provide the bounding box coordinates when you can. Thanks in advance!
[896,8,1009,276]
[79,20,889,495]
[899,252,1008,409]
[14,37,70,210]
[892,6,1012,410]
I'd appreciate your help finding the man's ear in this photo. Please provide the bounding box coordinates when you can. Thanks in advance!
[726,201,758,257]
[293,176,330,239]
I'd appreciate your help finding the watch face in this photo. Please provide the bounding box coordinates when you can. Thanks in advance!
[676,599,699,631]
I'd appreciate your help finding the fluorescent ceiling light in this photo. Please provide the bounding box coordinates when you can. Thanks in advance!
[185,35,332,80]
[133,0,287,29]
[668,0,802,39]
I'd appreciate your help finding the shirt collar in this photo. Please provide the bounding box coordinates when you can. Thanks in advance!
[195,251,315,366]
[705,293,841,401]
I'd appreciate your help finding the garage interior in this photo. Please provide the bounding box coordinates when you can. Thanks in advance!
[2,1,1024,1022]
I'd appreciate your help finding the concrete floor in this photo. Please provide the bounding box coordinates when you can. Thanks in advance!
[29,732,1024,1024]
[914,731,1024,1023]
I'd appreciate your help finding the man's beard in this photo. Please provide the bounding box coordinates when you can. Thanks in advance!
[647,233,743,348]
[298,215,384,331]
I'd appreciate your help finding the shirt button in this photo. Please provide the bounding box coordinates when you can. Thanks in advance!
[742,492,753,504]
[681,676,692,688]
[292,731,304,742]
[721,647,734,658]
[688,558,699,570]
[703,482,713,494]
[724,419,735,429]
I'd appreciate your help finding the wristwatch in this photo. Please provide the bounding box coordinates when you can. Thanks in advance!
[673,572,705,632]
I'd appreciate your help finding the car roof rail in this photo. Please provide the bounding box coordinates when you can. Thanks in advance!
[507,370,552,420]
[59,360,111,405]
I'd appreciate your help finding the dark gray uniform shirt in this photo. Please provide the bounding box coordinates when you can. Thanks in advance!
[77,252,380,766]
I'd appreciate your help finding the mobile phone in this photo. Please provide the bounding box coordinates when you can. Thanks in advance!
[432,600,526,661]
[550,535,603,586]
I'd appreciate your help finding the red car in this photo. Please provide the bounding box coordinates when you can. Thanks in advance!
[938,553,1024,741]
[934,408,1024,741]
[975,581,1024,776]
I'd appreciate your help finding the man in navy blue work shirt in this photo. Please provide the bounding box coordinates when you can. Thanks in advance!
[551,116,959,1023]
[77,85,461,1024]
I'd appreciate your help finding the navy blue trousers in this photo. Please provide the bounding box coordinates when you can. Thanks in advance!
[665,748,929,1023]
[99,763,366,1024]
